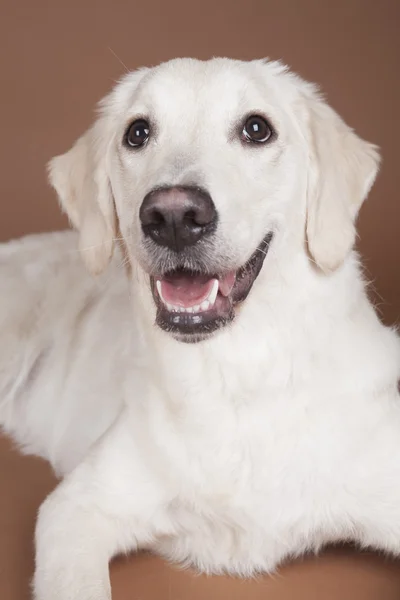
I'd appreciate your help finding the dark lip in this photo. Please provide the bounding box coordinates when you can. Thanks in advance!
[150,232,273,342]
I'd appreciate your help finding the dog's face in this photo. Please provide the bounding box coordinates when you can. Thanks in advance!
[49,58,379,343]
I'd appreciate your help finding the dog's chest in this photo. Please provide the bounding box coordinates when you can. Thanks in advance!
[155,380,314,489]
[155,401,347,574]
[147,350,355,572]
[151,361,316,496]
[156,435,321,576]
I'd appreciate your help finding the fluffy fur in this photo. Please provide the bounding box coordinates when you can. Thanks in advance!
[0,58,399,600]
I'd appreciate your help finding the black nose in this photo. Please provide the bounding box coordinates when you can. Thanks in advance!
[139,186,218,252]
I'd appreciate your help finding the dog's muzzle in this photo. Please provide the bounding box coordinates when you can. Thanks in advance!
[139,185,273,342]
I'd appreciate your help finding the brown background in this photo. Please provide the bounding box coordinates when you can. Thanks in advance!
[0,2,400,598]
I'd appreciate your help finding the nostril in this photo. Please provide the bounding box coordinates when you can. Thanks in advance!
[183,209,198,226]
[184,206,216,228]
[140,204,166,229]
[150,209,165,227]
[185,209,196,220]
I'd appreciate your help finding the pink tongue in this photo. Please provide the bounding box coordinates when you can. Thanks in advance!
[219,272,236,297]
[160,274,215,308]
[160,271,236,308]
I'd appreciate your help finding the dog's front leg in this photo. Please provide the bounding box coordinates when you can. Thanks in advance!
[33,410,175,600]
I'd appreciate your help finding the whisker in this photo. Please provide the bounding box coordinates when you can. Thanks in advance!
[107,46,130,74]
[78,237,126,253]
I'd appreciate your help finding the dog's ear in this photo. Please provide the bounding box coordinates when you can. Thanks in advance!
[48,69,150,275]
[304,90,380,272]
[48,112,116,275]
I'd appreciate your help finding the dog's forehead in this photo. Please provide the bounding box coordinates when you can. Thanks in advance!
[125,59,289,122]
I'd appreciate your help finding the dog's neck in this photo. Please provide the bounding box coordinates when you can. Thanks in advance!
[128,248,370,410]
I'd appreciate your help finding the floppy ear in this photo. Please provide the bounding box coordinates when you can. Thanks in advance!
[48,116,116,275]
[305,90,380,272]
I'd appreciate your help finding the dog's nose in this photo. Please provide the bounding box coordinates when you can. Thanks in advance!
[139,186,217,252]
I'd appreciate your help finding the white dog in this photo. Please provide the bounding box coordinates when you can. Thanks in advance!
[0,58,399,600]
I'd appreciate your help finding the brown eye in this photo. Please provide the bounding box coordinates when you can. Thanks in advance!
[242,115,272,144]
[125,119,150,148]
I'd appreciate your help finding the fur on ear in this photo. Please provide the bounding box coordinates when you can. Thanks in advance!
[304,89,380,272]
[48,116,116,275]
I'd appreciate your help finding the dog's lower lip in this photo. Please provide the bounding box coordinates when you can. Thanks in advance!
[150,232,273,340]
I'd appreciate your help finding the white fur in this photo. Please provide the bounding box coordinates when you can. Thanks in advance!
[0,58,399,600]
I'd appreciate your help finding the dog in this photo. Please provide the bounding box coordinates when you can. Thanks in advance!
[0,57,399,600]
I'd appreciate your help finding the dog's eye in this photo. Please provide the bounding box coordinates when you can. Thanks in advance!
[242,116,272,144]
[125,119,150,148]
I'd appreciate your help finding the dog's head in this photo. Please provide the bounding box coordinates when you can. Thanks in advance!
[49,58,379,342]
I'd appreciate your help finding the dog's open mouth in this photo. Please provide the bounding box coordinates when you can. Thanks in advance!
[150,233,273,341]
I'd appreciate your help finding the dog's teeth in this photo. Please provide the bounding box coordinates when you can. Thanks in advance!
[159,280,218,314]
[207,279,219,306]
